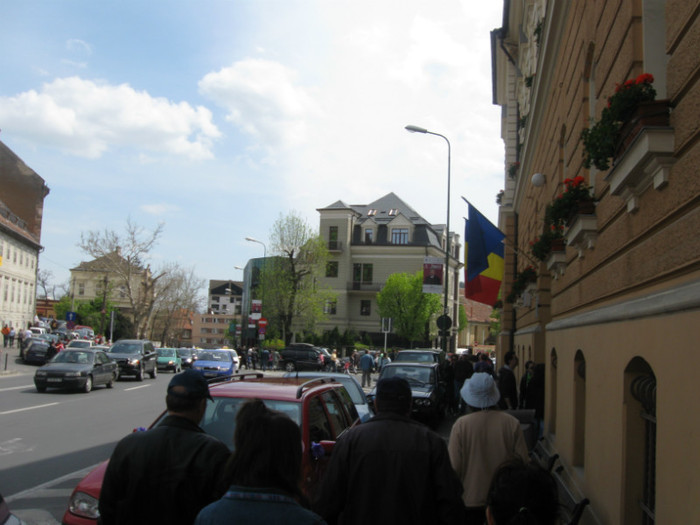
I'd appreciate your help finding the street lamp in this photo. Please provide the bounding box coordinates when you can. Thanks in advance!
[405,124,452,355]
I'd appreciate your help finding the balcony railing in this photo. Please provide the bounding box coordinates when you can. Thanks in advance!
[327,240,343,252]
[347,281,383,292]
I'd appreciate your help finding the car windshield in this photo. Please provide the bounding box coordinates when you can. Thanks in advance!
[68,341,91,348]
[53,351,93,364]
[381,366,433,384]
[158,349,176,357]
[177,349,193,357]
[196,397,301,451]
[109,343,142,354]
[198,351,232,362]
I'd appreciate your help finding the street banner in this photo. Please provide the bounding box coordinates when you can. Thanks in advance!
[422,256,443,294]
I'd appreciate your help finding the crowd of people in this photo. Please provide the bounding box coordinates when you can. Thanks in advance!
[97,350,558,525]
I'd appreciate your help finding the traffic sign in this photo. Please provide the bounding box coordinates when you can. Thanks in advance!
[436,314,452,331]
[258,317,268,335]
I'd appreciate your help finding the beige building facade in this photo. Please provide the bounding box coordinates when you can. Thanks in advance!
[493,1,699,523]
[317,193,462,349]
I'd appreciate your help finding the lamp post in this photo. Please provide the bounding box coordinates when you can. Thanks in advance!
[405,124,452,355]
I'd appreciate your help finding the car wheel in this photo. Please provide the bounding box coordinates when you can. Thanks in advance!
[150,365,157,379]
[36,385,46,393]
[82,376,93,393]
[176,365,181,373]
[136,366,144,381]
[106,372,116,388]
[285,361,296,372]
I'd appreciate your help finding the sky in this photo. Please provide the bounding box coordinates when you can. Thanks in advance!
[0,0,505,293]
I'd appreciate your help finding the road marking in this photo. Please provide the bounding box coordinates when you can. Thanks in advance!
[125,384,151,391]
[6,462,100,502]
[0,402,59,415]
[0,384,35,392]
[0,437,34,456]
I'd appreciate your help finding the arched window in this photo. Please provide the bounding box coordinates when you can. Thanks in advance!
[624,358,656,524]
[549,348,558,434]
[573,350,586,467]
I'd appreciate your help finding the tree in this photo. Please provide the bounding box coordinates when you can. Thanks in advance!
[36,268,54,299]
[376,271,441,347]
[148,263,205,346]
[262,211,334,345]
[78,218,165,338]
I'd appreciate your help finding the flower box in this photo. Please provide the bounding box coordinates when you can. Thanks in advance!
[565,213,597,257]
[614,99,670,157]
[606,126,676,213]
[546,249,567,278]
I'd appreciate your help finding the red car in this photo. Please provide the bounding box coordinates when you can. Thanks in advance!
[62,374,360,524]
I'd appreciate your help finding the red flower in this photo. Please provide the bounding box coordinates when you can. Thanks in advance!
[636,73,654,85]
[623,79,635,88]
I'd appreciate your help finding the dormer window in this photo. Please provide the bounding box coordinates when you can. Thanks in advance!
[388,208,398,216]
[391,228,409,244]
[367,209,377,216]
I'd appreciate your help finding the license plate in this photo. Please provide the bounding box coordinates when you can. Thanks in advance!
[47,378,62,383]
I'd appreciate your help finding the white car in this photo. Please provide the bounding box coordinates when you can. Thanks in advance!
[218,348,240,372]
[66,340,95,349]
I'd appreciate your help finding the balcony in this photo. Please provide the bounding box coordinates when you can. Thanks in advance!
[347,281,383,292]
[327,240,343,252]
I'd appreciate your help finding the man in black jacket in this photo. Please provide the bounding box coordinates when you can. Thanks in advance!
[99,370,230,525]
[497,351,519,410]
[313,377,465,525]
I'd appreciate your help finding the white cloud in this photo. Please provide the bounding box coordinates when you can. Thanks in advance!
[66,38,93,56]
[198,59,320,153]
[0,77,221,159]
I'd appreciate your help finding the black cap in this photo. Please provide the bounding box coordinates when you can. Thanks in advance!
[167,370,213,401]
[376,376,412,413]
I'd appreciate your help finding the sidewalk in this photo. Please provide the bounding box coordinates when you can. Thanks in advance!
[0,347,21,376]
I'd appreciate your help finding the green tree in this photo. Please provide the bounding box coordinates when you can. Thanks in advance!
[458,303,468,333]
[261,212,334,345]
[376,271,441,347]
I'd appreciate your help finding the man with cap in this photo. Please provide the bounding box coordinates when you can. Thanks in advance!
[448,372,529,524]
[313,376,465,524]
[99,370,231,525]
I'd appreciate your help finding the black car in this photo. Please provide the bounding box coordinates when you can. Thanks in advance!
[107,339,158,381]
[394,349,445,366]
[280,343,324,372]
[34,349,119,393]
[23,339,51,364]
[176,347,197,368]
[367,362,447,426]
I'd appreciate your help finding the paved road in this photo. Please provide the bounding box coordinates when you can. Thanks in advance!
[0,353,458,524]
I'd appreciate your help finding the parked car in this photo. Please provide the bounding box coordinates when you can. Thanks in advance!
[176,348,197,368]
[367,362,447,426]
[192,349,236,380]
[283,370,375,422]
[23,340,51,364]
[34,349,119,393]
[279,343,324,372]
[393,348,445,365]
[61,375,360,525]
[107,339,158,381]
[156,348,182,373]
[66,340,95,349]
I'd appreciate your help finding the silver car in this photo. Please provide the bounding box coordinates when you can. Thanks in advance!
[283,370,375,422]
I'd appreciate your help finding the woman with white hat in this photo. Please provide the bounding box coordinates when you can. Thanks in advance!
[447,373,529,525]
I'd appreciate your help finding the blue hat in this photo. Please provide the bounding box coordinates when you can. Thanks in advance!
[168,369,213,401]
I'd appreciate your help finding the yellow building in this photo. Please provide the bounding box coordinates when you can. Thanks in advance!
[493,1,699,523]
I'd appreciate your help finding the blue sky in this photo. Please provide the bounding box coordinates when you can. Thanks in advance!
[0,1,504,292]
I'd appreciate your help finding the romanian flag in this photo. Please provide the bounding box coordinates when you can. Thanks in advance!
[465,202,505,306]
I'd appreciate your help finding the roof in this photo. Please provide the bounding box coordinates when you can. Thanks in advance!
[462,299,495,324]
